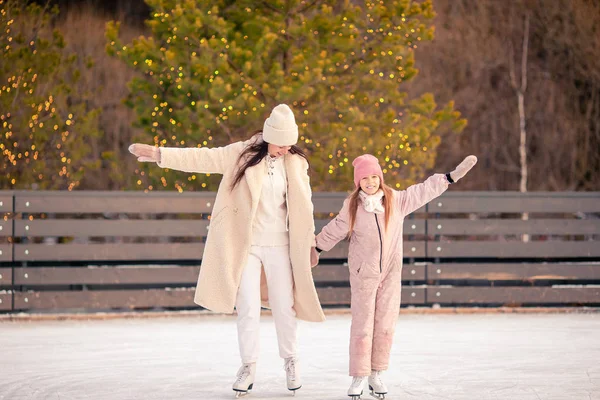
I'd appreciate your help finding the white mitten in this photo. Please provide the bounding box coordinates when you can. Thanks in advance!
[449,155,477,182]
[128,143,161,163]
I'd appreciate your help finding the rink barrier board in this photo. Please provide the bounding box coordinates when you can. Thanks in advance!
[426,241,600,258]
[2,190,600,312]
[0,267,12,286]
[12,289,197,310]
[13,190,215,213]
[9,262,597,288]
[427,263,600,281]
[427,191,600,213]
[0,291,12,311]
[426,218,600,235]
[0,244,12,262]
[9,264,426,286]
[13,218,426,237]
[9,287,427,311]
[317,287,426,306]
[0,219,12,236]
[426,286,600,305]
[12,243,206,262]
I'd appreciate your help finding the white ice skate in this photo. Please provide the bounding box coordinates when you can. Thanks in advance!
[232,363,256,398]
[348,376,368,399]
[368,370,388,399]
[284,357,302,394]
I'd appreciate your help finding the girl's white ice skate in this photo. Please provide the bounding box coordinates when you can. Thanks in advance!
[284,357,302,395]
[348,376,368,399]
[232,363,256,398]
[368,370,388,399]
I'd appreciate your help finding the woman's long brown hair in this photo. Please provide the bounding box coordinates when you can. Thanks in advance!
[230,130,309,190]
[348,182,394,237]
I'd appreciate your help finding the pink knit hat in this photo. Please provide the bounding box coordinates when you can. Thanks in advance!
[352,154,384,188]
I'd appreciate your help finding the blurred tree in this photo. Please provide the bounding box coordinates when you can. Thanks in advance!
[0,0,101,190]
[107,0,465,192]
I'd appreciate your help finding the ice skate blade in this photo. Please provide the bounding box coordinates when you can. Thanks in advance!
[349,390,363,399]
[369,385,386,399]
[233,383,253,398]
[288,384,301,395]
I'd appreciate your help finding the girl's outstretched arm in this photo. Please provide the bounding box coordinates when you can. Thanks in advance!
[397,155,477,216]
[315,199,351,252]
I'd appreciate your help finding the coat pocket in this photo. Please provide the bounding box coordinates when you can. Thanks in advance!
[349,261,379,290]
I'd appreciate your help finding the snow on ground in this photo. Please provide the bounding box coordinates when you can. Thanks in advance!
[1,312,599,400]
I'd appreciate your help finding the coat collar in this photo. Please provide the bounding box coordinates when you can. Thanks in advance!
[244,156,266,206]
[244,152,301,208]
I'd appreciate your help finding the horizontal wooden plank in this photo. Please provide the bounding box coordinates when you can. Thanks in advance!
[13,243,205,261]
[429,193,600,213]
[0,244,12,261]
[312,194,345,213]
[13,266,200,285]
[0,193,13,212]
[428,219,600,235]
[313,194,426,214]
[0,268,12,286]
[10,263,426,287]
[317,287,426,306]
[427,241,600,258]
[312,264,426,283]
[314,219,426,235]
[13,289,197,310]
[427,286,600,304]
[14,220,210,237]
[12,287,427,310]
[0,291,12,311]
[14,191,215,213]
[427,263,600,281]
[14,217,597,238]
[319,241,426,260]
[0,219,12,237]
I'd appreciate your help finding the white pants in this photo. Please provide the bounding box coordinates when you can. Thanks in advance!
[236,245,297,364]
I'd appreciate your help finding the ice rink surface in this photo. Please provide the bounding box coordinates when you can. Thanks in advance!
[1,312,599,400]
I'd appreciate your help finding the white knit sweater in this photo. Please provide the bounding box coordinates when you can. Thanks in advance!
[251,155,289,246]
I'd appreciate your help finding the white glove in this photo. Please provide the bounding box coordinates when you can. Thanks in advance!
[128,143,161,163]
[449,155,477,182]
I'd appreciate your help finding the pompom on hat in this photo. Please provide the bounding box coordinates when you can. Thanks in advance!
[352,154,384,188]
[262,104,299,146]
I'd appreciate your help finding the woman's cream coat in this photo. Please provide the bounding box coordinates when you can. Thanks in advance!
[157,136,325,322]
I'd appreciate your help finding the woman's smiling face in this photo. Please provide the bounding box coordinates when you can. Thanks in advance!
[267,143,291,158]
[359,175,380,195]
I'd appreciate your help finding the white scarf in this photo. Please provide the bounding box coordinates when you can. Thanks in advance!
[359,189,384,214]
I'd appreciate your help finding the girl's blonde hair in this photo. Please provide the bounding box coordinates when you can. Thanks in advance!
[347,182,394,237]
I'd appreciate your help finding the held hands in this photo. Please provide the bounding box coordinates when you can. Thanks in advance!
[449,155,478,183]
[128,143,161,163]
[310,247,320,268]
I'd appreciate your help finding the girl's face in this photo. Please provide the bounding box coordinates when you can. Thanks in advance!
[360,175,380,195]
[267,143,291,158]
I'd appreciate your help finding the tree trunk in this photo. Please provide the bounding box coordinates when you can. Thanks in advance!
[510,14,530,242]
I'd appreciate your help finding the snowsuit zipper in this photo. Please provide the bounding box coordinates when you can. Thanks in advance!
[374,214,383,273]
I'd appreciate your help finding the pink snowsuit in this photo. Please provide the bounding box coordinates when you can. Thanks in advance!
[316,174,449,376]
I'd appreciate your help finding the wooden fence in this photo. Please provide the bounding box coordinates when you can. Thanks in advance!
[0,191,599,312]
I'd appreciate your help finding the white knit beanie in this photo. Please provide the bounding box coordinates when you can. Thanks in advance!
[262,104,299,146]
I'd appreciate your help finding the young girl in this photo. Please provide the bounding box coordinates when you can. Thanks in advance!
[129,104,325,397]
[313,153,477,399]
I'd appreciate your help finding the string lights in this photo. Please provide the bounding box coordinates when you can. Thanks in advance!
[104,0,464,192]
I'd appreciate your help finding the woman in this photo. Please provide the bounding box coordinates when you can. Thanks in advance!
[129,104,325,397]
